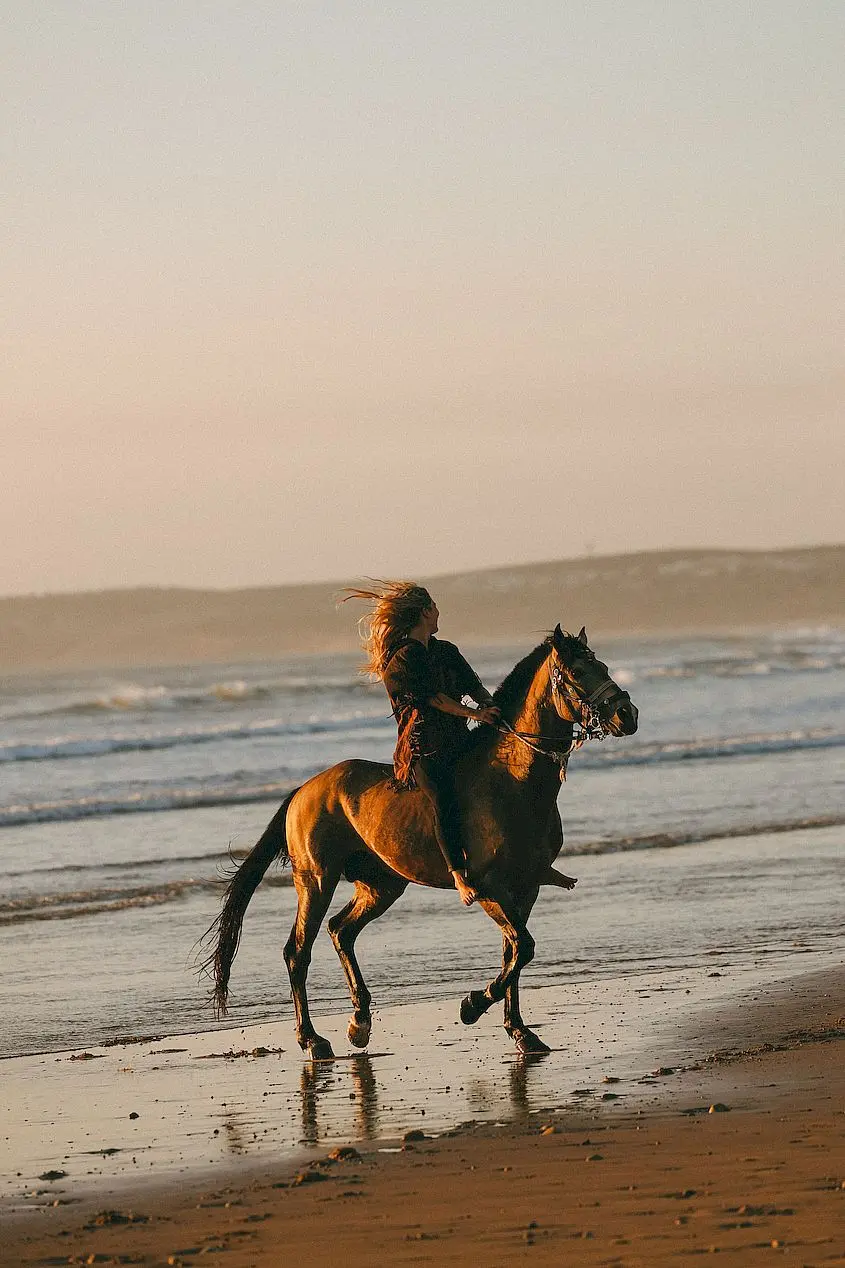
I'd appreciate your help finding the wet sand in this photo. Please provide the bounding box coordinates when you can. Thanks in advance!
[3,962,843,1265]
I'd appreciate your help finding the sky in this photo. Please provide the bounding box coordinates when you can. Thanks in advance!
[4,1,843,596]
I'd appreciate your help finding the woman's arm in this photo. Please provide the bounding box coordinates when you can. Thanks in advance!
[443,644,496,707]
[428,693,500,725]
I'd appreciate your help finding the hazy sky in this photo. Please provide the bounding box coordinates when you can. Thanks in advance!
[4,2,843,595]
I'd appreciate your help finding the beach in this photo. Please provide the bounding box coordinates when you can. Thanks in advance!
[2,620,843,1263]
[3,964,843,1266]
[8,0,845,1256]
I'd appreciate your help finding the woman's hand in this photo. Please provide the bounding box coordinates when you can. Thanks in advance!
[429,693,501,725]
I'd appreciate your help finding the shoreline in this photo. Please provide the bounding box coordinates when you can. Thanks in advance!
[3,962,843,1265]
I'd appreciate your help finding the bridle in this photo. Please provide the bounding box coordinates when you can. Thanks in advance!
[549,657,631,722]
[497,653,630,781]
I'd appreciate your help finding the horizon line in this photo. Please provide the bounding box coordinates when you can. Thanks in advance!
[2,541,843,605]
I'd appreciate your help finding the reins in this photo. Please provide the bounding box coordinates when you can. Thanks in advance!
[495,708,605,781]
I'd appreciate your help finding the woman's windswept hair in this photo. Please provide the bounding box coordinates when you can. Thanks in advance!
[341,580,433,679]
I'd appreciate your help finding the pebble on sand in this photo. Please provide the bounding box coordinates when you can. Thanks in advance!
[291,1170,327,1186]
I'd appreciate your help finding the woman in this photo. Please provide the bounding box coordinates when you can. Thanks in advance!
[344,581,500,905]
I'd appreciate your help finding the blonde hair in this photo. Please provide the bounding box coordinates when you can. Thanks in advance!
[341,580,434,679]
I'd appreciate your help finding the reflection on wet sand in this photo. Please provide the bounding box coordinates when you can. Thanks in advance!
[299,1054,380,1146]
[219,1105,251,1155]
[200,1035,557,1166]
[464,1051,551,1119]
[509,1052,549,1116]
[299,1046,555,1141]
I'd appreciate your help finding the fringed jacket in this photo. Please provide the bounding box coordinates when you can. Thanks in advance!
[382,636,493,787]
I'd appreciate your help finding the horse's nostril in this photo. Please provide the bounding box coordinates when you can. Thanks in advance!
[613,702,638,734]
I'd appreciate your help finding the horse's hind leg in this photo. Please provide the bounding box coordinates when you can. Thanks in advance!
[328,872,408,1049]
[284,869,341,1060]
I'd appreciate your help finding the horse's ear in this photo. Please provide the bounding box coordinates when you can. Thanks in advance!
[577,626,588,645]
[552,623,564,650]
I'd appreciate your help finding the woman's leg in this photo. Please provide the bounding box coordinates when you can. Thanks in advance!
[413,758,477,905]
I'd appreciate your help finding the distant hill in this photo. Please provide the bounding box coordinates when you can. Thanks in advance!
[1,546,843,673]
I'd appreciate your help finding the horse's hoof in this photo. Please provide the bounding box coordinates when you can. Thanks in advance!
[347,1018,371,1049]
[460,990,487,1026]
[308,1037,336,1061]
[514,1029,551,1056]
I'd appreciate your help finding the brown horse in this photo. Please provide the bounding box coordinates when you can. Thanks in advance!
[205,625,638,1057]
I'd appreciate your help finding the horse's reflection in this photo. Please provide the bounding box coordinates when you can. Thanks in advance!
[299,1061,334,1145]
[299,1054,380,1145]
[218,1105,251,1154]
[462,1050,551,1119]
[509,1052,548,1115]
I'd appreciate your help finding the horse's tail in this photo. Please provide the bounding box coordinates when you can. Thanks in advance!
[203,788,300,1018]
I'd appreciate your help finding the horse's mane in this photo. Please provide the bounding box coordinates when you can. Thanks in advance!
[460,638,550,758]
[463,631,588,756]
[491,638,553,714]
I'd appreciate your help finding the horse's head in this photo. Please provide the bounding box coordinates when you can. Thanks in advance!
[549,625,638,737]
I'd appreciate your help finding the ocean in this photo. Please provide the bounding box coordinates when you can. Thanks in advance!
[1,628,843,1061]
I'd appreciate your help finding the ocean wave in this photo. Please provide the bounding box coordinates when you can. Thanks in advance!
[0,779,304,827]
[614,651,845,683]
[0,711,391,764]
[575,726,845,768]
[1,725,842,827]
[5,642,842,724]
[0,878,214,924]
[2,848,240,879]
[2,675,375,721]
[0,873,293,926]
[2,713,841,771]
[3,813,840,924]
[558,814,845,858]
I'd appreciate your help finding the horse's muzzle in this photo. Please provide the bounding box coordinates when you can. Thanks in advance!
[604,698,638,736]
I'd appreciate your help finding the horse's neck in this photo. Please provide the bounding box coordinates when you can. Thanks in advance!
[495,666,567,787]
[507,676,546,740]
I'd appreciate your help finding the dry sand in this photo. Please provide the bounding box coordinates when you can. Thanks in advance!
[2,545,843,672]
[3,966,843,1267]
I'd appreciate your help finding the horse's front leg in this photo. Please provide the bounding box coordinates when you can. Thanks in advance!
[460,924,517,1025]
[503,972,550,1054]
[502,887,548,1054]
[459,892,537,1042]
